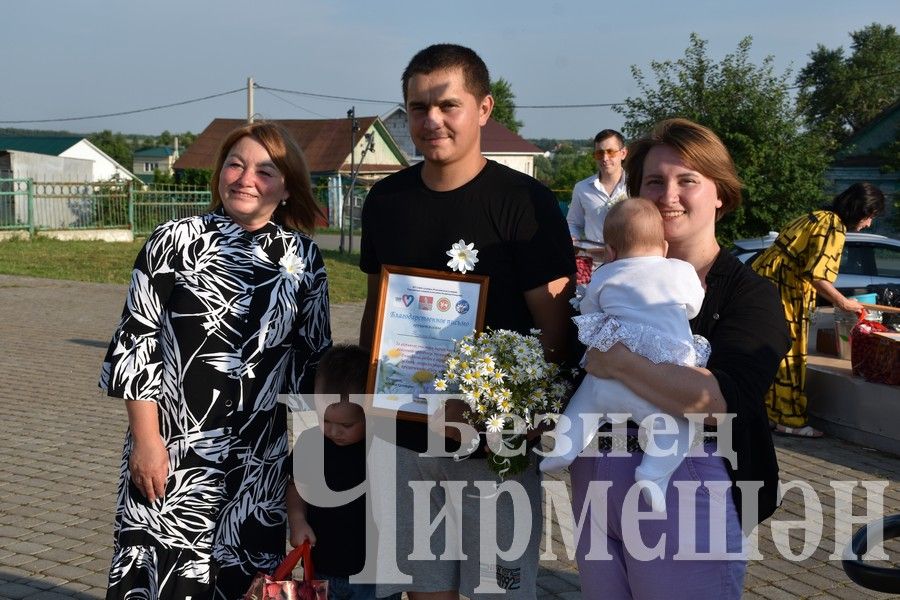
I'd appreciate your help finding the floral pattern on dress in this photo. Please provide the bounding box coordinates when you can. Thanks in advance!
[100,209,331,599]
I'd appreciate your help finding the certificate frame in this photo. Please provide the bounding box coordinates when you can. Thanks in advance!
[366,264,489,422]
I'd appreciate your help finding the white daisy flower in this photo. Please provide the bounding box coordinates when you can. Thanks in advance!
[433,378,448,391]
[279,253,305,281]
[541,412,561,425]
[446,239,479,274]
[486,414,506,433]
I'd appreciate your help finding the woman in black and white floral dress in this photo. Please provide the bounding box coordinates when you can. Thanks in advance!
[100,122,332,599]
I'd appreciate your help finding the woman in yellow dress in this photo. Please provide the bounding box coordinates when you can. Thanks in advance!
[752,182,885,437]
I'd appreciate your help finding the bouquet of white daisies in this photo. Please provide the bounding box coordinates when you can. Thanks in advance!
[434,328,571,477]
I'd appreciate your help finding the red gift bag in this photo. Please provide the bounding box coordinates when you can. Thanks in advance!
[850,312,900,386]
[243,542,328,600]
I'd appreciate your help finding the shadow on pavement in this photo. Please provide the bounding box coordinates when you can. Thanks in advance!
[0,569,104,599]
[772,435,900,480]
[67,338,109,349]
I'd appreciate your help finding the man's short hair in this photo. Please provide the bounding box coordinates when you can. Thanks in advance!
[402,43,491,102]
[594,129,625,147]
[315,344,370,401]
[603,197,665,253]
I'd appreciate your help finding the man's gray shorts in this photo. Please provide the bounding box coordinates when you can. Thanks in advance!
[371,445,542,598]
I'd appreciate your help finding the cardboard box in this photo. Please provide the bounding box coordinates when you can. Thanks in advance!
[816,328,838,356]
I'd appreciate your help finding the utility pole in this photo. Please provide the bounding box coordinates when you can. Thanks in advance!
[247,77,254,123]
[340,107,360,254]
[348,131,375,254]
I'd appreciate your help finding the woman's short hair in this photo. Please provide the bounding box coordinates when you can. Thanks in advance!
[210,121,323,234]
[830,182,885,228]
[624,118,743,220]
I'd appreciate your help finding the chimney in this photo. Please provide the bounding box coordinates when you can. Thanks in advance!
[174,136,180,159]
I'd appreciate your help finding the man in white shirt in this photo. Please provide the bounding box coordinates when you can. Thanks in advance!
[566,129,628,246]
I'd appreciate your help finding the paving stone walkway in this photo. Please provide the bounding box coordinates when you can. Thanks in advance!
[0,274,897,599]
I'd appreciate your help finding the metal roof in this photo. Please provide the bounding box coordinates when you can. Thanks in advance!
[0,136,81,156]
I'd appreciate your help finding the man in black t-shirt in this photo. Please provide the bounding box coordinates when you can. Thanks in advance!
[359,44,575,599]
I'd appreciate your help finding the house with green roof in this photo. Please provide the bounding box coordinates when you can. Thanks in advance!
[0,135,138,182]
[133,146,179,183]
[0,135,138,236]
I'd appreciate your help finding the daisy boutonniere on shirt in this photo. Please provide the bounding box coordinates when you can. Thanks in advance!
[279,252,305,281]
[446,239,479,274]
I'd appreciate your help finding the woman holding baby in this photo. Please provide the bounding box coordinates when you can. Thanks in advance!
[567,118,791,599]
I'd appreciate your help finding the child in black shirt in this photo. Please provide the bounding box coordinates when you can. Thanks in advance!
[287,345,392,600]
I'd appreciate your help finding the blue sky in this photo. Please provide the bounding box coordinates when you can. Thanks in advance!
[2,0,897,139]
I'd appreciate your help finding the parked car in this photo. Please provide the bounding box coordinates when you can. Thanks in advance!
[732,232,900,297]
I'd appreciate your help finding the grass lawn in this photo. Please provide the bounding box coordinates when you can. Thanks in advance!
[315,226,362,236]
[0,237,368,304]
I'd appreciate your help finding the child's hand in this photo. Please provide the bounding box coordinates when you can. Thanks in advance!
[289,519,316,548]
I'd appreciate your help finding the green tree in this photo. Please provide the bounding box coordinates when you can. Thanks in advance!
[175,131,196,150]
[614,34,830,242]
[550,146,595,190]
[490,78,523,133]
[157,130,173,146]
[533,145,595,203]
[152,169,175,185]
[177,168,212,187]
[89,130,133,172]
[797,23,900,147]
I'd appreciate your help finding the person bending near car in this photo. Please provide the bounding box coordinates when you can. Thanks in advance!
[752,182,885,437]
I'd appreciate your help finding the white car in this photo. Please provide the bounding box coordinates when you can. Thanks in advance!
[732,232,900,297]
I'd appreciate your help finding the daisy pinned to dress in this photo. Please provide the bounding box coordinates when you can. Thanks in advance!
[446,239,479,274]
[278,253,305,281]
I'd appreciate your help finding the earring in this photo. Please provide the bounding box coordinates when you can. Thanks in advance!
[281,199,287,206]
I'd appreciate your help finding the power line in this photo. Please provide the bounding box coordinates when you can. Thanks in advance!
[515,102,623,109]
[255,84,626,109]
[0,88,245,124]
[259,88,330,118]
[255,85,400,106]
[786,68,900,90]
[2,67,897,126]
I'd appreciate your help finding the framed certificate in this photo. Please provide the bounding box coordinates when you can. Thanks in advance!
[366,265,488,422]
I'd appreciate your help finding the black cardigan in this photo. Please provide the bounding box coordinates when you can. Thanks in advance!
[691,250,791,531]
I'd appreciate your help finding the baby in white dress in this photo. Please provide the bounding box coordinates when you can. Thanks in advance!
[541,197,710,512]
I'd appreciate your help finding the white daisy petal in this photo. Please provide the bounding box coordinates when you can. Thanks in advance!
[278,253,305,281]
[445,239,479,274]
